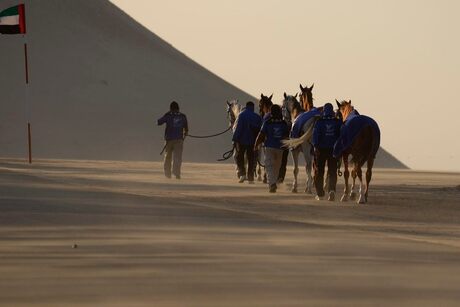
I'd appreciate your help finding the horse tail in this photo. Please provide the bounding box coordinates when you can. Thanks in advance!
[282,121,315,149]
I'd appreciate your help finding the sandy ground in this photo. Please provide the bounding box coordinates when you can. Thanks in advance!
[0,159,459,307]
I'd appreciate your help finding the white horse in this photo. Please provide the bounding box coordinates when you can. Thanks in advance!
[281,93,318,193]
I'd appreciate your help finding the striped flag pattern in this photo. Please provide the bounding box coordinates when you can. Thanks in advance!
[0,4,26,34]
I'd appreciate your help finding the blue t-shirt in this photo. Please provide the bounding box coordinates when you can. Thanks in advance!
[312,118,342,149]
[261,119,290,149]
[157,111,188,141]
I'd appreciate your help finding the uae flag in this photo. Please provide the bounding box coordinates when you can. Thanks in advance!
[0,4,26,35]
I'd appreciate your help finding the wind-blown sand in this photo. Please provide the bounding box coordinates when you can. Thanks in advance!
[0,159,459,306]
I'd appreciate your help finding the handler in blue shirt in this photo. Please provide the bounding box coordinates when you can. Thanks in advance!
[157,101,188,179]
[254,105,290,193]
[232,101,262,183]
[312,103,342,201]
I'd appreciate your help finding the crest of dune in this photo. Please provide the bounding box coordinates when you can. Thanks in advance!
[0,0,407,168]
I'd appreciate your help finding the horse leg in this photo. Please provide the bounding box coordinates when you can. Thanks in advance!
[304,144,313,194]
[341,154,350,202]
[356,163,366,204]
[349,168,358,200]
[256,151,263,182]
[291,148,299,193]
[365,158,374,203]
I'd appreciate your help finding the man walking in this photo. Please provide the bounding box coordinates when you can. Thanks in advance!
[232,101,262,183]
[312,103,342,201]
[254,105,290,193]
[158,101,188,179]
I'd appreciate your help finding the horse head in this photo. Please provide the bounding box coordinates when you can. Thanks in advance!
[299,83,314,111]
[226,99,241,128]
[259,93,273,117]
[336,99,353,121]
[282,92,303,124]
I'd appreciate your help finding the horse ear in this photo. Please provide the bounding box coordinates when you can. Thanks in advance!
[269,94,273,101]
[300,84,304,91]
[294,93,298,98]
[309,83,314,90]
[261,94,264,99]
[226,100,230,106]
[348,100,352,104]
[284,92,287,99]
[336,99,341,109]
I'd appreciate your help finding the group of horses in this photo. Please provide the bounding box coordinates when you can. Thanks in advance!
[225,83,380,204]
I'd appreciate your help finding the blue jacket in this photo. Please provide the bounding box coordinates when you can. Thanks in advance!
[312,106,341,149]
[157,111,188,141]
[290,108,321,138]
[261,118,290,149]
[232,105,262,146]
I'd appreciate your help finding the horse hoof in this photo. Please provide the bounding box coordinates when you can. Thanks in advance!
[292,188,298,193]
[304,189,313,195]
[257,177,262,182]
[341,194,349,202]
[357,195,366,204]
[349,191,357,201]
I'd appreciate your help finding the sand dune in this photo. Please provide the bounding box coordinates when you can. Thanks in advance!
[0,0,406,168]
[0,159,458,306]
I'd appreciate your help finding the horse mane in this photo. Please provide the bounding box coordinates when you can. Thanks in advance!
[231,102,242,118]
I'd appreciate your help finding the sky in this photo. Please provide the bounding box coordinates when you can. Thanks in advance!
[111,0,460,171]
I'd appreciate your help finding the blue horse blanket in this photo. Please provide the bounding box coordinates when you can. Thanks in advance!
[333,111,380,158]
[290,108,321,138]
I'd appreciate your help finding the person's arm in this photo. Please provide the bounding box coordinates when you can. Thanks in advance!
[157,113,169,126]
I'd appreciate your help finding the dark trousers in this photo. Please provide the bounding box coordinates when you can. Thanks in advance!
[235,143,256,181]
[314,148,338,197]
[278,149,289,182]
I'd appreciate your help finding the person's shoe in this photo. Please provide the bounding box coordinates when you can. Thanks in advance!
[248,180,255,185]
[269,184,277,193]
[327,191,335,201]
[238,176,246,183]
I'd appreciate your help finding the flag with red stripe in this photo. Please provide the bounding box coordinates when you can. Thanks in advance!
[0,4,26,34]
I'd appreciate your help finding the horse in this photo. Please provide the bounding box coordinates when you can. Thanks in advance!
[281,86,319,193]
[335,100,380,204]
[257,94,276,182]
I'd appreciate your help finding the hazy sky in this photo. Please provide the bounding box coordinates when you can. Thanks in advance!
[111,0,460,171]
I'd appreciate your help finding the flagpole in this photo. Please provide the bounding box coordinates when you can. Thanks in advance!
[21,2,32,164]
[24,41,32,164]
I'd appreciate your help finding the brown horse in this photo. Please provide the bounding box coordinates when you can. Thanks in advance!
[336,100,380,204]
[299,83,314,111]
